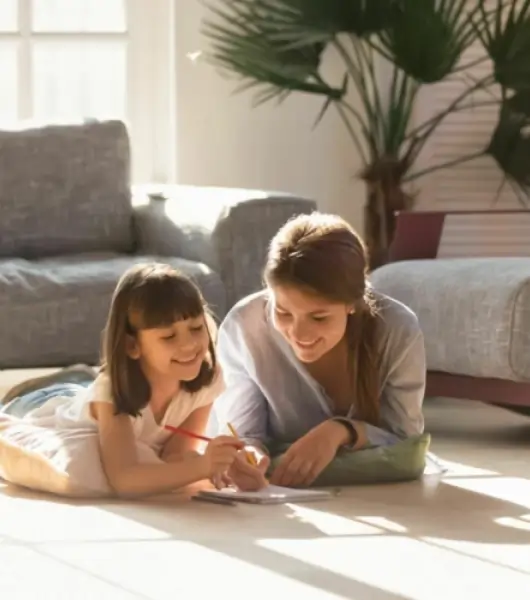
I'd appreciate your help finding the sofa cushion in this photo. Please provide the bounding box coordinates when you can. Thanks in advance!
[0,119,133,258]
[0,254,226,368]
[371,258,530,382]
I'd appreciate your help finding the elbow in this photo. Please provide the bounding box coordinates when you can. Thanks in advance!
[106,470,144,499]
[108,478,134,499]
[391,420,425,441]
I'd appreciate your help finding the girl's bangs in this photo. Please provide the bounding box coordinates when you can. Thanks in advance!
[128,277,204,331]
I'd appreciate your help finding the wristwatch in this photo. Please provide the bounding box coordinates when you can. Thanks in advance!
[333,418,359,447]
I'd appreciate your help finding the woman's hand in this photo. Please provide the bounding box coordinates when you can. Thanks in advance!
[227,446,270,491]
[270,420,352,487]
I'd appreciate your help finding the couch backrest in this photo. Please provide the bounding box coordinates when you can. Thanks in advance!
[0,119,134,258]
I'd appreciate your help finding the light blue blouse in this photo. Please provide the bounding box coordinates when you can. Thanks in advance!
[212,290,426,449]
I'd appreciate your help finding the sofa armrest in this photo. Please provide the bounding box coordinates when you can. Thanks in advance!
[132,185,316,309]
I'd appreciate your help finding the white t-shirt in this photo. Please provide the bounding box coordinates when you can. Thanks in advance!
[25,367,224,456]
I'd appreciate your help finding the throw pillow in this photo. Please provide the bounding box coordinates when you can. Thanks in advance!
[0,418,161,498]
[266,433,431,486]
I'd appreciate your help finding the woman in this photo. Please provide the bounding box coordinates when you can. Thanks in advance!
[215,212,426,491]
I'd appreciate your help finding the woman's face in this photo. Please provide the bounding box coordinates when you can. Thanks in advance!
[270,284,352,363]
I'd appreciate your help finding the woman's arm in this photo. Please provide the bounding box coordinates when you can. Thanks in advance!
[213,315,272,490]
[214,318,270,452]
[161,404,212,462]
[338,327,426,449]
[378,328,426,438]
[93,402,210,497]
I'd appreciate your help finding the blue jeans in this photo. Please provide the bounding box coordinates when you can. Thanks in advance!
[1,381,91,418]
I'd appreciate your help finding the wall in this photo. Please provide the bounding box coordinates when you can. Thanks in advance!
[174,0,365,229]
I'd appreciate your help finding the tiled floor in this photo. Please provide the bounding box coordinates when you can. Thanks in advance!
[1,395,529,599]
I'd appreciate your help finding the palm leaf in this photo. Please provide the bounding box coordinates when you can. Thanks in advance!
[473,0,530,90]
[377,0,479,83]
[381,67,418,158]
[486,89,530,199]
[286,0,400,38]
[202,1,345,103]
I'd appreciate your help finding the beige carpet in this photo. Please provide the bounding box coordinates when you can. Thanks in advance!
[1,373,529,599]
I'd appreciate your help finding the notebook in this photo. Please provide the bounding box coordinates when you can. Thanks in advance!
[196,484,332,505]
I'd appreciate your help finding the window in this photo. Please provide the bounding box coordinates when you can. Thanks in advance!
[0,0,175,183]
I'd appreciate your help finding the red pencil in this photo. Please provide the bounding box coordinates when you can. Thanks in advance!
[164,424,211,442]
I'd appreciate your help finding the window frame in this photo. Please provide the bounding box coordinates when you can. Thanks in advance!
[0,0,176,183]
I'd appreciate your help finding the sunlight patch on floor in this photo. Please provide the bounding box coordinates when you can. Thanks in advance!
[495,516,530,532]
[423,536,530,575]
[33,540,347,599]
[435,459,498,478]
[444,476,530,510]
[0,494,169,543]
[286,504,385,536]
[256,536,530,600]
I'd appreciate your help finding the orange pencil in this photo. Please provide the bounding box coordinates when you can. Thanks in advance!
[227,422,258,466]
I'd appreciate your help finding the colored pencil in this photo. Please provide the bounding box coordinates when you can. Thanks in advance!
[227,422,258,466]
[164,424,211,442]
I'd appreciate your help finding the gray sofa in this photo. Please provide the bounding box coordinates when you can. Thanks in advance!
[370,209,530,410]
[0,119,316,368]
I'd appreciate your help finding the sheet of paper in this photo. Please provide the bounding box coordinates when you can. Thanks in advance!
[198,485,332,505]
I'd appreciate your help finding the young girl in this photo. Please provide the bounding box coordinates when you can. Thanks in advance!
[1,263,242,497]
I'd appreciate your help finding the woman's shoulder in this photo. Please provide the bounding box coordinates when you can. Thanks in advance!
[220,290,270,335]
[372,290,422,341]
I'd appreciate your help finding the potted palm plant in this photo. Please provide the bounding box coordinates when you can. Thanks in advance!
[201,0,530,268]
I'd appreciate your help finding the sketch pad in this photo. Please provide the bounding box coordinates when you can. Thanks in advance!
[197,485,332,505]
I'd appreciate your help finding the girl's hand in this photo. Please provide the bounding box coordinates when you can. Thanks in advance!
[202,435,242,480]
[228,446,270,491]
[270,420,351,487]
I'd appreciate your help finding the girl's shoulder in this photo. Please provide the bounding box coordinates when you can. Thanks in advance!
[87,371,114,405]
[164,364,224,428]
[181,363,224,408]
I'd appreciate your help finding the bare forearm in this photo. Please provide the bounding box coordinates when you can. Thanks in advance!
[162,449,201,464]
[109,454,208,497]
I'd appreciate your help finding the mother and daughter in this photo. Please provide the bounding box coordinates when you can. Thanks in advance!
[0,212,426,498]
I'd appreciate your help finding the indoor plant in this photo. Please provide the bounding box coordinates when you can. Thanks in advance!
[201,0,530,267]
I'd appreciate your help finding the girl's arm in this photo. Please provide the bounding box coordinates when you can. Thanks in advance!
[93,401,210,497]
[161,404,212,462]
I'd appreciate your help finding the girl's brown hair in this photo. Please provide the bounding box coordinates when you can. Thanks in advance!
[264,213,380,425]
[101,263,216,417]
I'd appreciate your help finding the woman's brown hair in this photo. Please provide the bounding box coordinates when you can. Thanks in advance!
[264,213,380,425]
[101,263,217,417]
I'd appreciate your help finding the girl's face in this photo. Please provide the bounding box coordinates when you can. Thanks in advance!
[127,314,210,381]
[270,284,352,363]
